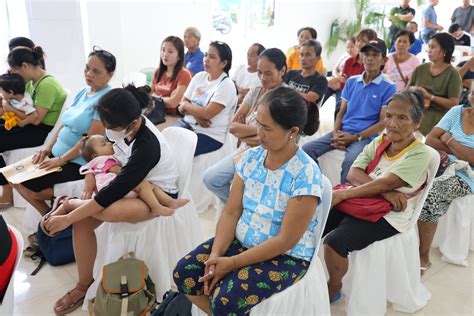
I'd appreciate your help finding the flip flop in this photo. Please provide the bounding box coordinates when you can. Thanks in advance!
[40,195,70,237]
[53,283,88,315]
[330,292,342,303]
[420,262,432,276]
[0,201,13,211]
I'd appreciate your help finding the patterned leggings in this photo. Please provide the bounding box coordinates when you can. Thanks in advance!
[419,175,472,224]
[173,238,310,316]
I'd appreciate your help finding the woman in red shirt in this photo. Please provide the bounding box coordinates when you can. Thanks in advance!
[151,36,192,115]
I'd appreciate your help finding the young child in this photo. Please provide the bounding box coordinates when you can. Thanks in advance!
[79,134,189,216]
[0,73,38,130]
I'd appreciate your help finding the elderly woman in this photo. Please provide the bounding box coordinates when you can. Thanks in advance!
[151,36,192,115]
[407,32,462,135]
[42,85,180,314]
[12,47,116,216]
[323,91,431,301]
[0,46,67,208]
[173,87,323,315]
[383,30,420,92]
[417,85,474,272]
[203,48,298,203]
[175,41,237,156]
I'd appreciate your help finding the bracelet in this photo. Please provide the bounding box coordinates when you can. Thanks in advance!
[445,137,455,146]
[430,94,435,101]
[58,156,66,165]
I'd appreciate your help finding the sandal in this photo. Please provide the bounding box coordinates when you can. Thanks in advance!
[40,195,72,237]
[0,201,13,211]
[330,292,342,303]
[53,282,88,315]
[420,262,432,276]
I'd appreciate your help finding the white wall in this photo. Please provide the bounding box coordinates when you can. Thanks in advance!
[16,0,462,93]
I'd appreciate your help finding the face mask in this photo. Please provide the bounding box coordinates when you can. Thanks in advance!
[105,126,132,142]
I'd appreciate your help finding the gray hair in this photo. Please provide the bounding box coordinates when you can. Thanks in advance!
[184,27,201,42]
[301,39,322,57]
[388,91,424,124]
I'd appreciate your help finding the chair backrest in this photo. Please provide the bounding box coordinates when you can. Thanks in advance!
[139,67,155,87]
[0,225,24,315]
[161,127,198,194]
[408,146,440,228]
[122,72,147,88]
[309,175,332,270]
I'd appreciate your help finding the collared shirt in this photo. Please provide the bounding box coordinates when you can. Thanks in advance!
[340,54,365,89]
[451,5,474,33]
[341,72,396,135]
[421,5,437,34]
[185,48,204,75]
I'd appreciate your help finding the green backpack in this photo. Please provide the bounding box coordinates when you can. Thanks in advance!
[89,252,157,316]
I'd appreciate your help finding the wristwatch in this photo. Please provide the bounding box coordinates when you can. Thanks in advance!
[355,133,363,142]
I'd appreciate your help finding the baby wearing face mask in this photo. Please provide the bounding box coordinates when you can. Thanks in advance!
[79,134,188,216]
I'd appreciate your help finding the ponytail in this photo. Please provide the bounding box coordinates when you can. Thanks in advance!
[8,46,46,69]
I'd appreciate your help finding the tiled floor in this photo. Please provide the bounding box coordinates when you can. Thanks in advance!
[2,100,473,315]
[2,206,473,315]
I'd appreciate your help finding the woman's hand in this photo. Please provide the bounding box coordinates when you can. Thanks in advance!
[178,101,190,115]
[380,191,407,212]
[198,252,219,296]
[32,147,52,164]
[200,256,236,295]
[331,190,348,208]
[38,156,65,170]
[2,100,15,113]
[196,117,212,128]
[44,214,71,235]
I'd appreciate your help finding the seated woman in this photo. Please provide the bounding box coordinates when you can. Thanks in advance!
[407,32,462,135]
[174,87,322,315]
[417,85,474,272]
[203,47,290,203]
[151,36,192,115]
[12,47,116,216]
[42,85,180,314]
[0,46,67,208]
[286,27,325,74]
[175,41,237,156]
[323,91,431,301]
[383,30,420,92]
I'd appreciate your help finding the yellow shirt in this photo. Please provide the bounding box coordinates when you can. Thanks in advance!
[286,47,325,74]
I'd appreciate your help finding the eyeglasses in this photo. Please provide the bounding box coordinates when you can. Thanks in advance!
[92,45,113,58]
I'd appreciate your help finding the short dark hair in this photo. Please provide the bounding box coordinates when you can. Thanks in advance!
[252,43,266,55]
[297,27,317,39]
[301,39,322,57]
[395,30,415,45]
[97,85,151,128]
[448,23,462,34]
[258,48,287,76]
[261,86,319,136]
[209,41,233,75]
[80,135,96,162]
[88,46,116,73]
[0,73,26,95]
[356,28,377,41]
[8,46,45,69]
[430,33,455,64]
[155,36,185,84]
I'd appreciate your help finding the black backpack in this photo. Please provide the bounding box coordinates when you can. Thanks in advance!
[151,290,192,316]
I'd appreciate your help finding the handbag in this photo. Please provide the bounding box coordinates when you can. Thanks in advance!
[333,139,393,222]
[88,252,156,316]
[151,290,192,316]
[145,96,166,125]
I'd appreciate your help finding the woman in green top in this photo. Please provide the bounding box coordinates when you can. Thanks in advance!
[0,46,67,208]
[408,32,462,136]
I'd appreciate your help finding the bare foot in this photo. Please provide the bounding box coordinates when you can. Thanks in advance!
[151,205,175,217]
[168,198,189,209]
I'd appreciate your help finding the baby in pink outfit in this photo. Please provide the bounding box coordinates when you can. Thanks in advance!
[80,135,188,216]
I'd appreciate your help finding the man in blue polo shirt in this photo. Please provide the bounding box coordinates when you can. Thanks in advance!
[303,38,396,183]
[183,27,205,76]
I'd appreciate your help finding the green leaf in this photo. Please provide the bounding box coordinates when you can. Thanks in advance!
[227,279,234,293]
[184,264,201,270]
[284,259,296,266]
[280,271,289,280]
[237,297,248,309]
[256,282,271,289]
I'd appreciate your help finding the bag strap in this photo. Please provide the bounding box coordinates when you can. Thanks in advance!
[206,75,229,106]
[120,275,129,316]
[393,56,409,86]
[366,138,392,174]
[32,74,52,100]
[30,251,47,276]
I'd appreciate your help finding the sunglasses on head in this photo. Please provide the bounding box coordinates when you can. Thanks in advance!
[92,45,113,58]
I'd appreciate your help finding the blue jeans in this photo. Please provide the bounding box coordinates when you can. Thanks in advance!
[173,119,223,156]
[203,153,235,203]
[302,131,371,183]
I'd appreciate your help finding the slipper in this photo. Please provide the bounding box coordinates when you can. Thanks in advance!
[420,262,432,276]
[330,292,342,303]
[0,201,13,211]
[53,283,88,315]
[40,195,70,237]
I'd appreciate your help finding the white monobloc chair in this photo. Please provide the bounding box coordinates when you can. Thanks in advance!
[340,146,439,316]
[251,175,332,315]
[193,175,332,316]
[318,149,345,186]
[0,225,24,316]
[2,89,72,209]
[432,194,474,266]
[84,127,203,308]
